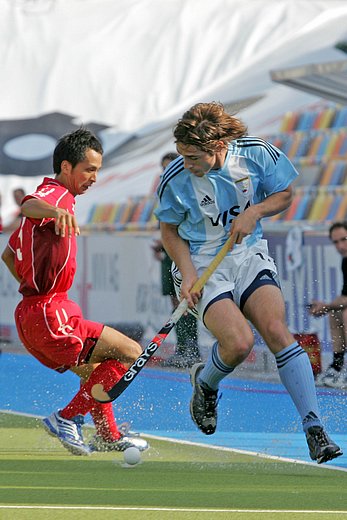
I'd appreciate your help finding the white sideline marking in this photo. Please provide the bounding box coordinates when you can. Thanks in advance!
[143,432,347,472]
[0,506,347,514]
[2,409,346,472]
[0,409,40,418]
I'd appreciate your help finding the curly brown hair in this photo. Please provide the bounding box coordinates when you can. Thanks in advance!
[173,102,247,154]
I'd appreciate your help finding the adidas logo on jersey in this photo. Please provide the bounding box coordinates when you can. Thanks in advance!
[200,195,215,207]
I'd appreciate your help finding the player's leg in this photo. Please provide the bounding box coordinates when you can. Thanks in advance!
[171,256,253,433]
[16,298,144,455]
[72,364,148,452]
[56,327,147,451]
[175,312,200,366]
[88,325,142,365]
[163,257,201,367]
[42,359,127,456]
[76,364,122,441]
[244,284,342,463]
[45,322,140,418]
[15,301,94,456]
[190,296,254,434]
[171,283,201,366]
[320,309,347,388]
[39,301,143,454]
[204,297,254,367]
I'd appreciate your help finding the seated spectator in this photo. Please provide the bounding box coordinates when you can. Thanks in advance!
[309,221,347,388]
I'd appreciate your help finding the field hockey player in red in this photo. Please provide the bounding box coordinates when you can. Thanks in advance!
[1,128,148,456]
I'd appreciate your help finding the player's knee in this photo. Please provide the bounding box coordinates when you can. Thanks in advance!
[221,331,254,365]
[233,339,253,363]
[263,319,288,345]
[128,340,142,361]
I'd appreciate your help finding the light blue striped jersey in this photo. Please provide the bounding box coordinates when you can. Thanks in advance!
[155,137,299,256]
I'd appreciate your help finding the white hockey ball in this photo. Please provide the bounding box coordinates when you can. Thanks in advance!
[123,446,141,466]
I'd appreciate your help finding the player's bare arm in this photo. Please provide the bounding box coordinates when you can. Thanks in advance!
[160,221,200,307]
[230,187,293,244]
[1,245,21,282]
[21,198,80,237]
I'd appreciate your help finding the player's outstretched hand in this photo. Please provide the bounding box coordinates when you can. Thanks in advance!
[54,208,80,237]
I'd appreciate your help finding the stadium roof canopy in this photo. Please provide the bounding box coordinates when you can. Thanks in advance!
[1,0,347,224]
[270,59,347,105]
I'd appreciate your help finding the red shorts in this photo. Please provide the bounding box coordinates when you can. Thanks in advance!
[15,293,104,372]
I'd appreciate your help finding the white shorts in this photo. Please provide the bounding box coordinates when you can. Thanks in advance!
[172,239,280,322]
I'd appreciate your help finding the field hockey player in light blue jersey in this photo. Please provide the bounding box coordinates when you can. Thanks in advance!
[155,101,342,464]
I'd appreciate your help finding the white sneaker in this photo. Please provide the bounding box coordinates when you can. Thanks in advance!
[315,372,325,386]
[320,366,345,389]
[42,411,91,456]
[340,371,347,390]
[89,434,149,452]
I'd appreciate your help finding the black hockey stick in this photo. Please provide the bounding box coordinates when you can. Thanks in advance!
[91,235,234,403]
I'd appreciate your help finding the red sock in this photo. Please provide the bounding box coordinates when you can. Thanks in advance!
[89,403,121,442]
[60,359,126,421]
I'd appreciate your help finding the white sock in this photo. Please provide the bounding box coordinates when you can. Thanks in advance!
[199,342,235,391]
[276,343,322,432]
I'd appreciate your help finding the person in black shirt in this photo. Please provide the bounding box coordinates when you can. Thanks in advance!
[151,152,201,368]
[309,221,347,388]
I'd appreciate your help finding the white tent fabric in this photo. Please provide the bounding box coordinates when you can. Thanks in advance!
[0,0,347,225]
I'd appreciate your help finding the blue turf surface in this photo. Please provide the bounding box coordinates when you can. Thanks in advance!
[1,353,346,468]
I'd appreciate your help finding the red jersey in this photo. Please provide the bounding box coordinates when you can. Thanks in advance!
[8,177,77,297]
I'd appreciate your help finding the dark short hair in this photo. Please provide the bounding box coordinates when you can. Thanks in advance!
[329,221,347,239]
[161,152,179,166]
[53,127,103,173]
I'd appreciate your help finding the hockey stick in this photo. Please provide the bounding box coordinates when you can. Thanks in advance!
[91,235,235,403]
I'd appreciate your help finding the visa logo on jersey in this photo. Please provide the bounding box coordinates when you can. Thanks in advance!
[209,201,251,227]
